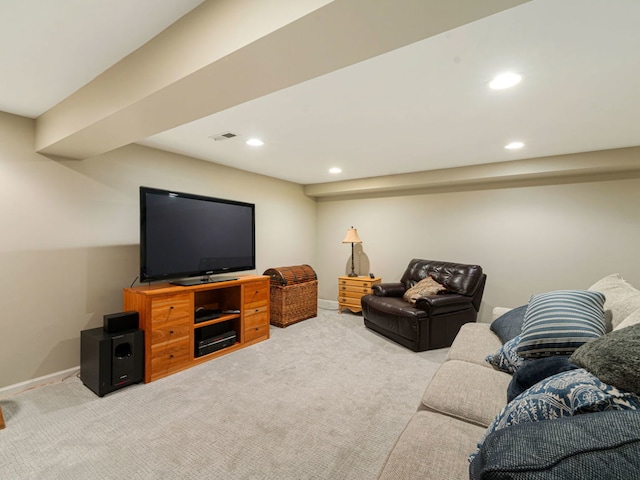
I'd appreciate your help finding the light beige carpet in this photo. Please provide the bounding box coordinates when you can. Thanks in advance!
[0,309,446,480]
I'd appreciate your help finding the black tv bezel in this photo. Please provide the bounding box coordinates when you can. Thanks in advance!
[139,186,256,284]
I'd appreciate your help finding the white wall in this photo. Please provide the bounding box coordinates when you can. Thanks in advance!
[0,112,316,389]
[315,176,640,322]
[4,106,640,388]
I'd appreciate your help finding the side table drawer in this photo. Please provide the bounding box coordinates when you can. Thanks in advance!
[339,284,374,295]
[338,276,381,313]
[339,287,371,299]
[338,278,378,290]
[338,296,363,307]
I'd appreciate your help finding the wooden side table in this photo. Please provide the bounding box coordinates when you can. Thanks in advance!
[338,275,382,313]
[0,405,5,429]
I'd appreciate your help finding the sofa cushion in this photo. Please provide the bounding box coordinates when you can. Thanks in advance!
[402,276,446,304]
[517,290,606,358]
[489,305,526,343]
[588,273,640,330]
[470,410,640,480]
[472,368,640,461]
[446,323,502,368]
[507,356,579,402]
[378,410,485,480]
[571,323,640,395]
[485,336,523,374]
[421,360,510,428]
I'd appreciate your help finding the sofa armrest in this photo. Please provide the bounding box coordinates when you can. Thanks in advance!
[372,282,405,297]
[415,293,473,314]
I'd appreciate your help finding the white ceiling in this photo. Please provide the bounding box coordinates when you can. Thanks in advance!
[0,0,205,118]
[2,0,640,185]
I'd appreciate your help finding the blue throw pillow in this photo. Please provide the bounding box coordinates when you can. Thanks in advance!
[517,290,606,358]
[507,356,580,402]
[470,410,640,480]
[485,335,523,374]
[470,369,640,463]
[490,305,527,343]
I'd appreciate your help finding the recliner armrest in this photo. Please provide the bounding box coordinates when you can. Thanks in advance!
[372,282,405,297]
[414,293,473,314]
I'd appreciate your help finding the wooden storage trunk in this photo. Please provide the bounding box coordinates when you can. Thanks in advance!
[263,264,318,328]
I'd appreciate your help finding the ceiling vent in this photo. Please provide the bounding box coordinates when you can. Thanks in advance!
[209,132,238,142]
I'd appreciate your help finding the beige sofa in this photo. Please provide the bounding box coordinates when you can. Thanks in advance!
[376,273,640,480]
[377,316,508,480]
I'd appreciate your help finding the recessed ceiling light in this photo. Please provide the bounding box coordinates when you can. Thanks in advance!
[504,141,525,150]
[329,167,342,174]
[489,72,522,90]
[246,138,264,146]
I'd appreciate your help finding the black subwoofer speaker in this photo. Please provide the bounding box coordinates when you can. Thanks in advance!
[103,311,139,334]
[80,327,144,397]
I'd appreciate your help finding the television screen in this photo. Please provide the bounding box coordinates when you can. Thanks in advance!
[140,187,255,284]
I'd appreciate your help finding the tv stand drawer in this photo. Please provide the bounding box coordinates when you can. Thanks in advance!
[150,338,190,379]
[150,295,190,325]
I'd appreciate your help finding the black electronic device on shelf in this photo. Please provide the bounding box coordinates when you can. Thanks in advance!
[194,308,222,323]
[195,330,237,357]
[194,321,237,357]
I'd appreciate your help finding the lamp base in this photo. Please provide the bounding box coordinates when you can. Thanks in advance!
[348,243,358,277]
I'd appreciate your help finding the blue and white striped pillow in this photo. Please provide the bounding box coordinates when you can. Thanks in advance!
[517,290,606,359]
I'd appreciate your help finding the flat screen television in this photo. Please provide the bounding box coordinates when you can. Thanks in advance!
[140,186,255,285]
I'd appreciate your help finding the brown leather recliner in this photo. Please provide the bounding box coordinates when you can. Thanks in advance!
[361,259,486,351]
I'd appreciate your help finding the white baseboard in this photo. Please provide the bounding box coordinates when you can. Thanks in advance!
[0,367,80,399]
[2,301,342,398]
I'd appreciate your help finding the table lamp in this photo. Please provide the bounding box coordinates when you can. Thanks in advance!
[342,226,363,277]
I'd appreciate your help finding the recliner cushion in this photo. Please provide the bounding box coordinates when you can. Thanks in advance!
[361,296,427,341]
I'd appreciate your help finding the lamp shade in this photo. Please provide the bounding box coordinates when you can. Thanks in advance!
[342,227,362,244]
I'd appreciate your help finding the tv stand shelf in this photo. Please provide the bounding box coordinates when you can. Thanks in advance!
[194,313,239,329]
[123,275,270,383]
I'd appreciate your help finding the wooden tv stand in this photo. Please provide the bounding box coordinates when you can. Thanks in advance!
[123,275,270,383]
